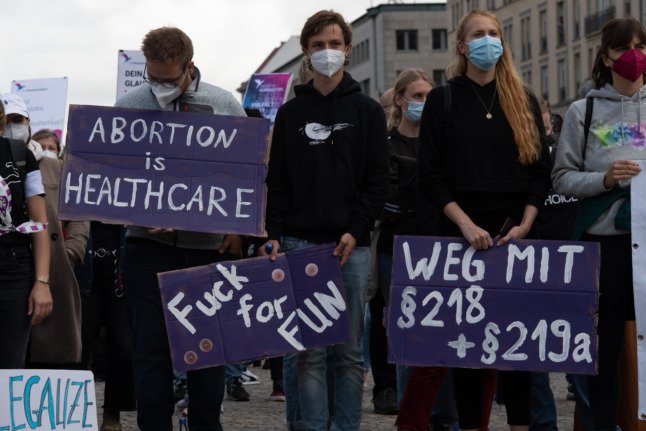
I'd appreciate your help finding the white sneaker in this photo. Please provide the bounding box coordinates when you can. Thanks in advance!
[241,369,260,385]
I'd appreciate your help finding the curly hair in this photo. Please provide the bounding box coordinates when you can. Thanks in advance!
[142,27,193,66]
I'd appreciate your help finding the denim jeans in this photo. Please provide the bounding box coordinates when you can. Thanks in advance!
[0,244,33,369]
[225,363,245,385]
[124,238,226,431]
[530,372,557,431]
[281,236,369,431]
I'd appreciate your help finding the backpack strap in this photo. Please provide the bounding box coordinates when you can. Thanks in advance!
[583,97,594,159]
[8,138,28,212]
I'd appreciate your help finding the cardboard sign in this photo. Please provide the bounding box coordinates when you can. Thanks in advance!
[631,162,646,418]
[11,77,68,137]
[388,236,600,374]
[242,73,293,124]
[0,370,97,430]
[158,243,351,372]
[116,50,146,99]
[58,105,270,236]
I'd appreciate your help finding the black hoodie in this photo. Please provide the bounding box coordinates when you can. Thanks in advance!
[265,72,388,246]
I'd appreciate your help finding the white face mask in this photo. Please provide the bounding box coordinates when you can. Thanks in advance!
[309,49,346,78]
[42,150,59,159]
[2,123,30,143]
[150,85,183,109]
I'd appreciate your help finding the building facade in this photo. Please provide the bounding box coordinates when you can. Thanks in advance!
[446,0,643,113]
[239,3,449,102]
[346,2,449,98]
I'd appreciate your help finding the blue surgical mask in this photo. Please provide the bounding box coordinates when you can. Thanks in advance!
[467,35,503,71]
[403,100,424,124]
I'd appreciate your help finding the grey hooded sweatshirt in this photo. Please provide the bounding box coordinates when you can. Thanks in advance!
[552,83,646,236]
[115,68,246,249]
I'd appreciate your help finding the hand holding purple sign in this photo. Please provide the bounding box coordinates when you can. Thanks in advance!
[59,105,270,236]
[158,243,352,372]
[388,235,600,374]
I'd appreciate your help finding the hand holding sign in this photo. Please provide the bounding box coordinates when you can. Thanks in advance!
[388,235,600,374]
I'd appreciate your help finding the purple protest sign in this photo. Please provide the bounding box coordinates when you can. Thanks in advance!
[388,236,600,374]
[158,243,352,373]
[58,105,270,236]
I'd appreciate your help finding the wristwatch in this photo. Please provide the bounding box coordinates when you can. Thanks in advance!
[35,276,50,285]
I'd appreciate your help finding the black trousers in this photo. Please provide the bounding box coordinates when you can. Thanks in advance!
[124,238,228,431]
[80,246,136,411]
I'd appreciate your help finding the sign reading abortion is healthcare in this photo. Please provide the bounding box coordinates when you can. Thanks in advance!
[388,236,600,374]
[158,244,351,373]
[59,105,270,236]
[0,369,97,430]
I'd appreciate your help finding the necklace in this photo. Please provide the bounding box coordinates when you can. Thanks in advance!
[468,80,497,120]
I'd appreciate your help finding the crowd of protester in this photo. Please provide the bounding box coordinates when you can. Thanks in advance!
[1,7,645,431]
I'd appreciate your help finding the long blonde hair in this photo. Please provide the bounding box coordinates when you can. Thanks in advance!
[447,10,541,165]
[388,69,433,129]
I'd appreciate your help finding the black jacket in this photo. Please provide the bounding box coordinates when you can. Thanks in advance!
[265,73,389,246]
[377,128,436,254]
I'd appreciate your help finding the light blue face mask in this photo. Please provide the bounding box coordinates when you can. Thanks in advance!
[403,100,425,124]
[467,35,503,71]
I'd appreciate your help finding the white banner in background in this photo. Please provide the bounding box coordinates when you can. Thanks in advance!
[116,49,146,100]
[632,160,646,419]
[11,77,68,136]
[0,369,97,430]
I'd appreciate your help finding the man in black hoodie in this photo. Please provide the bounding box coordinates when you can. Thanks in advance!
[260,10,388,431]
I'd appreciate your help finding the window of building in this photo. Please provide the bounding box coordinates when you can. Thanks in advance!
[573,0,581,40]
[541,65,549,101]
[503,20,513,49]
[557,2,566,46]
[522,69,532,88]
[539,10,548,54]
[396,30,418,51]
[361,79,370,97]
[486,0,496,10]
[557,59,567,102]
[574,52,582,93]
[433,69,446,86]
[349,39,370,68]
[521,15,531,61]
[467,0,480,10]
[625,0,631,15]
[432,29,448,51]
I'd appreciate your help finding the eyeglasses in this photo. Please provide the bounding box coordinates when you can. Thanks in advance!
[143,64,188,89]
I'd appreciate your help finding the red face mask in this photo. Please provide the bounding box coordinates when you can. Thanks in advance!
[609,48,646,82]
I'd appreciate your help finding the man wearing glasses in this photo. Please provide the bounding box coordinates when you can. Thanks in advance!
[115,26,245,431]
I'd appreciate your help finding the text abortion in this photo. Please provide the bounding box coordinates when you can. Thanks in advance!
[0,370,97,431]
[59,105,270,236]
[158,244,352,373]
[387,236,600,374]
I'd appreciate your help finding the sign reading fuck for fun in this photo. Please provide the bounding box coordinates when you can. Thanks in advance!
[388,236,600,374]
[158,243,352,373]
[59,105,270,236]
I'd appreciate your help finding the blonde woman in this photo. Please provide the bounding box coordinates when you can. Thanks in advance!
[406,10,551,431]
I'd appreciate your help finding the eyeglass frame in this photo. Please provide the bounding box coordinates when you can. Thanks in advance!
[143,63,189,89]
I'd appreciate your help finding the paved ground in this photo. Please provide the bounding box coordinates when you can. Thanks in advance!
[97,367,575,430]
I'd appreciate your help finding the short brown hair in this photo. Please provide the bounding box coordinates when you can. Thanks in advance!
[142,27,193,66]
[300,10,352,50]
[33,129,61,153]
[592,18,646,89]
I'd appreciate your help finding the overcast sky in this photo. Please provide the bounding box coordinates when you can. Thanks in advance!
[0,0,424,106]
